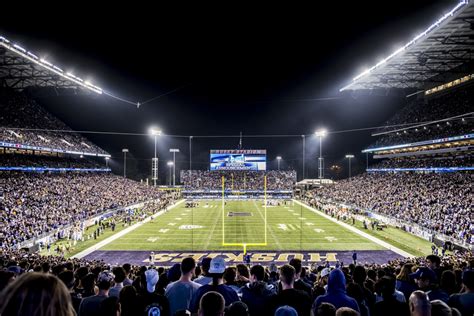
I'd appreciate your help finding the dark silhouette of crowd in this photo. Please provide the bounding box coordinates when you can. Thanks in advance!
[181,170,296,191]
[0,250,472,316]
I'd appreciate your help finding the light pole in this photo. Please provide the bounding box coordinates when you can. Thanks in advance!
[122,149,128,178]
[105,157,110,168]
[170,148,180,186]
[148,127,162,186]
[345,154,354,179]
[315,129,327,179]
[167,161,174,186]
[276,156,282,170]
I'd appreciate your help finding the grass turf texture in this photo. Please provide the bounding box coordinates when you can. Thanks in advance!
[42,200,436,258]
[102,200,384,252]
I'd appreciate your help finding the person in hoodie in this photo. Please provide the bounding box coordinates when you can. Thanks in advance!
[240,264,276,316]
[312,269,360,313]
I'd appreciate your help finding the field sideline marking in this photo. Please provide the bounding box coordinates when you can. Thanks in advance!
[72,199,185,259]
[293,200,414,258]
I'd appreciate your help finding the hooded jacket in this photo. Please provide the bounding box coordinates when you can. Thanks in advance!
[313,269,360,312]
[240,281,276,316]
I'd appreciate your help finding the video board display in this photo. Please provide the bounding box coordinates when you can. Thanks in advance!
[210,149,266,171]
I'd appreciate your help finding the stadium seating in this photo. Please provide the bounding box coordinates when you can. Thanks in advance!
[181,170,297,191]
[370,84,473,148]
[0,172,165,250]
[310,172,473,245]
[0,88,108,155]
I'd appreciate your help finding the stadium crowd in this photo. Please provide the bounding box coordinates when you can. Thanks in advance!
[370,85,473,148]
[0,172,167,250]
[370,156,474,169]
[310,172,473,245]
[0,250,472,316]
[0,154,105,169]
[181,170,296,191]
[0,88,108,155]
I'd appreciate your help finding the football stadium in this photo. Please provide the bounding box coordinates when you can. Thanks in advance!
[1,2,473,316]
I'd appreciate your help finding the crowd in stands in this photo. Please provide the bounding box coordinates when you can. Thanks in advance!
[181,170,296,191]
[370,84,473,148]
[0,154,106,169]
[310,172,473,245]
[0,250,472,316]
[0,88,108,155]
[0,172,168,250]
[370,156,474,169]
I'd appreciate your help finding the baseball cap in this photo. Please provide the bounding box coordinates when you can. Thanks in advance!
[97,271,115,283]
[145,268,159,293]
[7,266,21,275]
[275,305,298,316]
[410,267,436,282]
[320,268,330,278]
[209,257,226,274]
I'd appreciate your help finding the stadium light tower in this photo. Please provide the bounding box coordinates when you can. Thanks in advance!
[148,127,162,186]
[170,148,180,186]
[276,156,282,170]
[122,149,129,178]
[315,129,327,179]
[345,154,354,179]
[167,161,174,186]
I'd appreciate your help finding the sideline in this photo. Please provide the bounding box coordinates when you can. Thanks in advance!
[293,199,414,258]
[72,199,185,259]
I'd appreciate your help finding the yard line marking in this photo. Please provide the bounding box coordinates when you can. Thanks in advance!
[252,200,282,248]
[72,200,185,258]
[293,200,413,257]
[204,204,221,249]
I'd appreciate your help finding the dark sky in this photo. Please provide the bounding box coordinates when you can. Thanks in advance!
[0,0,459,182]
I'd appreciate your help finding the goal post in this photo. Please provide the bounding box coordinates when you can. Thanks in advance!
[221,174,267,251]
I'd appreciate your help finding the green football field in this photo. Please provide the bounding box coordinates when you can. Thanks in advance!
[102,200,385,252]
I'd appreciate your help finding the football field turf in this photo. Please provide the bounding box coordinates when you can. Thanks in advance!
[101,200,385,252]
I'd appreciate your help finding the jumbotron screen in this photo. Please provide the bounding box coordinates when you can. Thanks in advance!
[210,149,266,171]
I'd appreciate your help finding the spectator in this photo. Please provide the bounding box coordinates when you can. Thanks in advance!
[0,272,75,316]
[118,285,137,316]
[190,257,240,313]
[313,269,360,313]
[198,291,225,316]
[165,257,202,316]
[195,257,213,286]
[240,264,276,316]
[109,266,126,297]
[122,263,133,286]
[225,301,249,316]
[270,264,312,316]
[79,271,114,316]
[316,302,337,316]
[448,269,474,316]
[409,291,431,316]
[138,268,170,316]
[58,270,83,314]
[373,276,409,316]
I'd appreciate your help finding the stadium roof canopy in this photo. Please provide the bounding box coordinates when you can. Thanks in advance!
[340,0,474,91]
[0,35,102,94]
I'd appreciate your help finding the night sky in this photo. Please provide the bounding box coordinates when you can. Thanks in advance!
[0,0,458,182]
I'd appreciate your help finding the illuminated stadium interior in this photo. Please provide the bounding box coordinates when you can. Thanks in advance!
[0,2,473,316]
